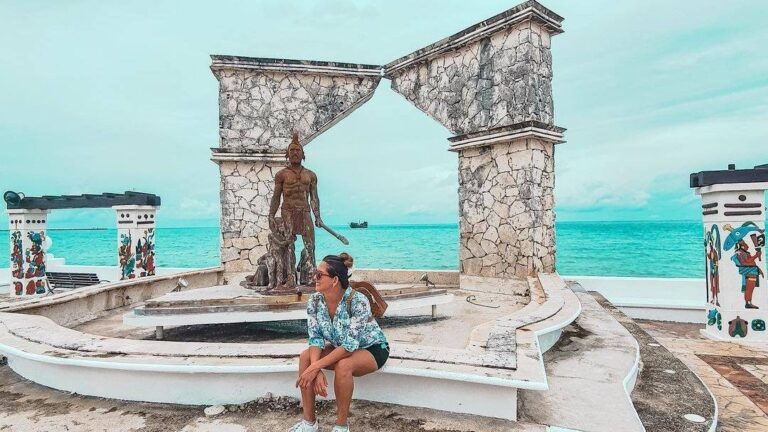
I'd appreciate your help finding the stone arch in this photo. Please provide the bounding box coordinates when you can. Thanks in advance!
[210,0,566,287]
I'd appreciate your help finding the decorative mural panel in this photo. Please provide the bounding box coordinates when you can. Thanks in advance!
[136,228,156,277]
[723,222,765,309]
[119,232,136,280]
[114,206,157,280]
[25,230,47,294]
[705,224,721,306]
[7,210,50,297]
[699,188,767,341]
[10,230,24,295]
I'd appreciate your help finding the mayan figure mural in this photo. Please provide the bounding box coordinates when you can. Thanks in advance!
[705,225,721,306]
[723,222,765,309]
[701,218,767,339]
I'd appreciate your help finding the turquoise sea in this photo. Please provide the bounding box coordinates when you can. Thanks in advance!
[0,221,727,278]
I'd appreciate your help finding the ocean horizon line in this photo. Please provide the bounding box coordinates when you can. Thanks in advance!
[0,219,705,232]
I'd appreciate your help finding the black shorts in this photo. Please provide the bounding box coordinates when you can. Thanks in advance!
[364,342,390,369]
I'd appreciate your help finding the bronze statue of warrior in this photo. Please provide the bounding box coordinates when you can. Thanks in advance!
[269,132,323,287]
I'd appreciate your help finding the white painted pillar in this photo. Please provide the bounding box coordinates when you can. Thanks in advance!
[7,209,50,296]
[697,182,768,341]
[113,205,157,280]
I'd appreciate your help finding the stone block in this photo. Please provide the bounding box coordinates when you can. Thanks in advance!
[232,237,259,250]
[467,238,486,258]
[497,224,518,245]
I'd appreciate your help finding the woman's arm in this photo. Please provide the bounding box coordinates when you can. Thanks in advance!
[339,294,371,352]
[297,346,352,389]
[310,346,352,370]
[306,295,326,350]
[308,345,323,364]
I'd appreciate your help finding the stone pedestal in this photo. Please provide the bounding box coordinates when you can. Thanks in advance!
[114,205,157,280]
[452,125,563,289]
[8,209,50,296]
[695,177,768,341]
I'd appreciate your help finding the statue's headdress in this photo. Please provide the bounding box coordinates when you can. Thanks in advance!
[286,131,305,160]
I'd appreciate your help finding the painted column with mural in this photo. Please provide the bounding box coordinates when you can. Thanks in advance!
[113,205,157,280]
[692,164,768,341]
[7,209,50,296]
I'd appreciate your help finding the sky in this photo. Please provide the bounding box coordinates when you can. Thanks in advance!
[1,0,766,228]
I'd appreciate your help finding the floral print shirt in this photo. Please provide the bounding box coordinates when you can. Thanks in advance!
[306,287,388,352]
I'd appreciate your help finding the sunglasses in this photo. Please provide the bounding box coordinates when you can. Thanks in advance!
[314,270,333,280]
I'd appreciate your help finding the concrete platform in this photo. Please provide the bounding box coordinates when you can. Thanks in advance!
[123,284,455,338]
[0,273,582,421]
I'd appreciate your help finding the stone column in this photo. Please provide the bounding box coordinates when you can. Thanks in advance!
[452,125,563,290]
[213,154,286,272]
[114,205,157,280]
[692,164,768,341]
[8,209,50,296]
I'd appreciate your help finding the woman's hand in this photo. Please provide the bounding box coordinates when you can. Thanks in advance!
[313,371,328,397]
[296,365,320,390]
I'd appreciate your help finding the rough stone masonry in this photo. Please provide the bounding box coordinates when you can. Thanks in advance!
[456,136,556,279]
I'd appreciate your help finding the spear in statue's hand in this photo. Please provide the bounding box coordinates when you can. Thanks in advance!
[317,221,349,245]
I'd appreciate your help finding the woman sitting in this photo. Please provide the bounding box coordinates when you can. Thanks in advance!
[291,254,389,432]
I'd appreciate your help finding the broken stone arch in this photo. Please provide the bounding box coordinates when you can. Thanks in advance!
[211,0,566,288]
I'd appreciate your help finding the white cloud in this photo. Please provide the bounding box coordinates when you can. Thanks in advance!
[178,198,219,218]
[557,106,768,211]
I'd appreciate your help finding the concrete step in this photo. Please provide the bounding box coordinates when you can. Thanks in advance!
[519,291,643,432]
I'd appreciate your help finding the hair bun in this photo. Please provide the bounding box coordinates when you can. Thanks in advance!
[339,252,354,268]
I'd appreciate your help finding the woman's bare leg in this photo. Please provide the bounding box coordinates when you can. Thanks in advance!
[332,349,378,426]
[298,346,334,422]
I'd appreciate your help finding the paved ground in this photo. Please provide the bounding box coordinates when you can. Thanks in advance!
[638,319,768,432]
[592,294,714,432]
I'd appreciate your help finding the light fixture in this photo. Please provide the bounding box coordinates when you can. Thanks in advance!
[419,273,436,288]
[172,278,189,292]
[3,191,25,206]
